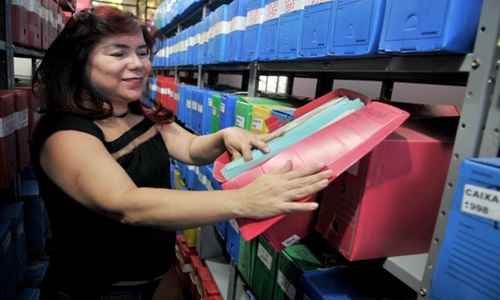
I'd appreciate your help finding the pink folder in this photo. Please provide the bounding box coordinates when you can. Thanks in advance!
[213,90,409,241]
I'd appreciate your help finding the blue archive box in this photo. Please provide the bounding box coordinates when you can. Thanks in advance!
[198,19,208,65]
[277,0,306,59]
[181,30,188,66]
[300,0,335,58]
[192,24,200,65]
[201,90,216,135]
[258,0,280,60]
[177,84,188,126]
[228,0,248,62]
[431,158,500,300]
[220,94,238,129]
[171,35,178,66]
[201,18,211,64]
[243,0,265,61]
[226,219,241,263]
[206,12,216,64]
[379,0,483,54]
[328,0,386,57]
[185,27,193,65]
[212,5,231,63]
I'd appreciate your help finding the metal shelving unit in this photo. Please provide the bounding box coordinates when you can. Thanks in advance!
[155,0,500,299]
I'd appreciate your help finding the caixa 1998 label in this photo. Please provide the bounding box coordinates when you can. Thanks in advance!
[461,184,500,222]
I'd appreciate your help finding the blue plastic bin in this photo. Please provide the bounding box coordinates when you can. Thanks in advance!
[200,18,210,64]
[277,0,306,59]
[192,24,200,65]
[301,266,414,299]
[328,0,386,56]
[258,0,280,60]
[227,0,248,62]
[210,5,231,63]
[379,0,483,54]
[243,0,265,61]
[431,158,500,300]
[220,94,238,129]
[299,0,335,58]
[226,220,241,263]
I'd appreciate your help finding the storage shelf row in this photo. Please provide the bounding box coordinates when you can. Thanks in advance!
[12,45,45,59]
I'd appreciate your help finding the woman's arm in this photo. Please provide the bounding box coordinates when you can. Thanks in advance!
[158,122,278,165]
[41,130,330,230]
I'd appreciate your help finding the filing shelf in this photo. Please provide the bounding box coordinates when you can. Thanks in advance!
[154,0,500,298]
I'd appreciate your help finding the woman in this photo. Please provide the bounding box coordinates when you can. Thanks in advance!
[32,6,330,300]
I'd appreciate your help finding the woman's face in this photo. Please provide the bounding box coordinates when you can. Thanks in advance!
[86,31,151,106]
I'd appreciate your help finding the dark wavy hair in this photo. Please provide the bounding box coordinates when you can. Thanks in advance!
[34,5,173,122]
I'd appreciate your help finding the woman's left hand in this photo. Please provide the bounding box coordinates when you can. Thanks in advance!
[221,127,281,161]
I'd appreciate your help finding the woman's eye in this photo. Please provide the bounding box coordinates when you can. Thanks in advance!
[110,52,125,57]
[138,50,149,57]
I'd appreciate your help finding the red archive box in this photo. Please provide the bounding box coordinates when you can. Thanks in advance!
[190,256,222,300]
[11,0,29,46]
[262,195,317,252]
[14,89,30,171]
[157,76,178,114]
[0,91,19,188]
[17,86,41,137]
[315,118,455,261]
[26,0,42,49]
[213,90,409,242]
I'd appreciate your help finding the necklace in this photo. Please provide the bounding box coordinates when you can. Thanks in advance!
[113,110,129,118]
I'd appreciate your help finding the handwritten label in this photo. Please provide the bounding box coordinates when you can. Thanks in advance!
[257,244,273,270]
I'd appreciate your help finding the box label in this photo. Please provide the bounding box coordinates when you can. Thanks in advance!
[305,0,332,6]
[220,103,226,113]
[229,219,239,232]
[0,113,18,138]
[277,270,296,299]
[230,16,246,32]
[264,1,280,22]
[279,0,305,15]
[461,184,500,222]
[281,234,301,248]
[235,115,245,128]
[257,243,273,270]
[252,118,264,130]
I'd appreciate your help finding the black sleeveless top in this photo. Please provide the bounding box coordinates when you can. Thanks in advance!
[31,112,176,297]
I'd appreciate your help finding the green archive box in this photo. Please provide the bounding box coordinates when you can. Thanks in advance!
[238,236,256,286]
[211,93,221,133]
[235,98,253,130]
[274,243,323,300]
[252,236,279,300]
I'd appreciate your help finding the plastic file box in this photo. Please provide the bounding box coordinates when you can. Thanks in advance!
[235,99,253,130]
[211,93,222,133]
[243,0,265,61]
[220,94,238,129]
[300,0,335,58]
[201,90,216,135]
[214,91,409,242]
[198,19,209,65]
[211,5,230,63]
[274,243,323,300]
[226,220,241,263]
[0,91,18,188]
[238,237,257,285]
[181,30,188,66]
[14,89,30,172]
[252,236,278,300]
[215,220,227,241]
[192,24,200,65]
[277,0,306,59]
[328,0,386,56]
[380,0,483,54]
[315,118,455,261]
[26,0,42,49]
[228,0,248,61]
[263,196,317,252]
[11,0,29,46]
[430,158,500,300]
[258,0,280,60]
[301,266,414,300]
[185,27,193,66]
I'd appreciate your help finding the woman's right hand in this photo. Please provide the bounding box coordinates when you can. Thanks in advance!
[235,161,332,219]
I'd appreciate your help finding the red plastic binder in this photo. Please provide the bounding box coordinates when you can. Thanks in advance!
[213,90,409,241]
[14,89,30,171]
[0,91,19,188]
[315,119,454,261]
[11,0,29,46]
[157,76,178,114]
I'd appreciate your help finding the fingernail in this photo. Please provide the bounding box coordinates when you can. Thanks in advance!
[310,203,319,209]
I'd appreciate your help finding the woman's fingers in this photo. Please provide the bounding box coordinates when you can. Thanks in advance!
[278,201,319,214]
[251,138,270,153]
[289,179,330,199]
[241,144,253,161]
